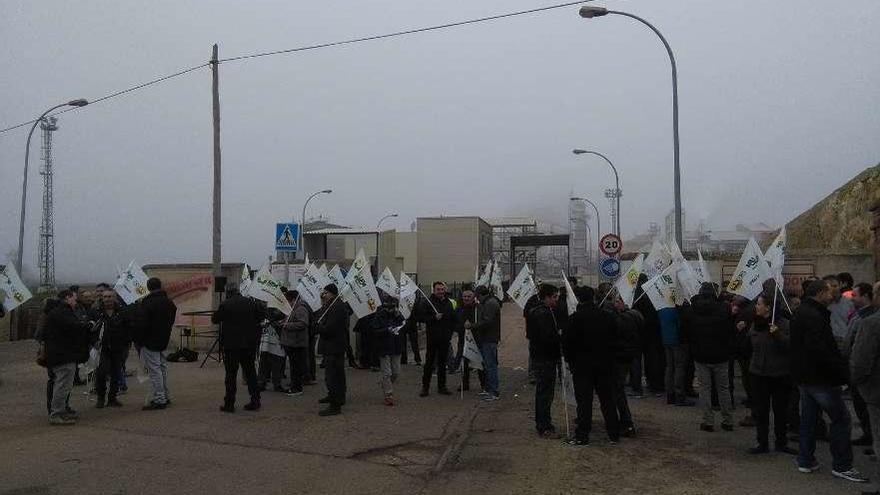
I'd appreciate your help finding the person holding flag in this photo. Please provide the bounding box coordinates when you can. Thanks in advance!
[316,284,351,416]
[279,290,311,396]
[563,286,621,445]
[93,290,132,409]
[212,285,266,413]
[370,294,405,406]
[418,282,456,397]
[472,285,502,401]
[455,288,484,392]
[526,283,562,438]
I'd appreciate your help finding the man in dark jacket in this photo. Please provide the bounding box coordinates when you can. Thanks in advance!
[791,279,867,482]
[563,286,620,445]
[850,281,880,490]
[528,284,562,438]
[612,294,643,437]
[212,285,266,412]
[279,290,311,396]
[681,283,736,432]
[472,285,502,400]
[316,284,350,416]
[419,282,456,397]
[45,289,91,425]
[135,278,178,411]
[633,274,664,395]
[93,290,132,409]
[456,289,484,392]
[524,293,541,384]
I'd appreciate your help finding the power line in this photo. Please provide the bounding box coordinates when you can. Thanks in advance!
[219,1,588,63]
[0,62,209,135]
[1,1,589,135]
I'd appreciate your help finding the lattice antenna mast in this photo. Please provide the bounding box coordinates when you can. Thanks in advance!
[38,117,58,293]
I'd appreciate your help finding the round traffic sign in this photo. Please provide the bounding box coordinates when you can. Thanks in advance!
[600,257,621,278]
[599,234,623,256]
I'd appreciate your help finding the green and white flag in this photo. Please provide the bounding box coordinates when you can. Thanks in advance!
[375,267,399,298]
[615,253,645,307]
[694,250,711,285]
[727,238,771,300]
[398,272,419,320]
[643,240,673,280]
[296,263,325,311]
[462,329,483,370]
[343,249,381,319]
[490,260,504,300]
[239,263,252,296]
[251,264,292,315]
[644,264,680,310]
[0,262,33,311]
[506,264,537,309]
[476,261,492,288]
[114,260,150,305]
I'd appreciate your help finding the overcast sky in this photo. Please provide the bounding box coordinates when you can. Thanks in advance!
[2,0,878,283]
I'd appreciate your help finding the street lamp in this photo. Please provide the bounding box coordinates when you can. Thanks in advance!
[17,99,89,273]
[571,196,601,284]
[300,189,332,260]
[578,5,682,248]
[375,213,398,273]
[572,149,620,236]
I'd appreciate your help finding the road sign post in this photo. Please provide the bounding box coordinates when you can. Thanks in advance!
[276,223,299,252]
[600,257,621,279]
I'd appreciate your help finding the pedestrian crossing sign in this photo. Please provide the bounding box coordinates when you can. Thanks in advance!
[275,223,299,252]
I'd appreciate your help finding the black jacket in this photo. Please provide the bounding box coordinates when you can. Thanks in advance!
[473,295,502,344]
[94,307,133,352]
[791,298,848,386]
[523,294,541,340]
[420,296,456,344]
[563,302,617,373]
[134,290,177,352]
[680,294,735,364]
[45,304,91,367]
[612,308,644,362]
[527,302,561,361]
[317,299,350,355]
[371,305,405,356]
[633,294,661,346]
[212,294,266,350]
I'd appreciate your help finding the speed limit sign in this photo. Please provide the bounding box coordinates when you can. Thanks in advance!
[599,234,623,257]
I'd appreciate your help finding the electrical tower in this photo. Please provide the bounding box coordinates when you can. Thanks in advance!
[38,117,58,293]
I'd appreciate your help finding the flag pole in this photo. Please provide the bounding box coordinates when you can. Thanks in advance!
[771,287,778,326]
[775,283,792,316]
[315,294,341,325]
[560,363,571,439]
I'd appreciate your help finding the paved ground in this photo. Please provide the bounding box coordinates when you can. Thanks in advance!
[0,305,874,494]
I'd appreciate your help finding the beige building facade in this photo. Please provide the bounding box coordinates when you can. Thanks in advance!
[416,216,492,286]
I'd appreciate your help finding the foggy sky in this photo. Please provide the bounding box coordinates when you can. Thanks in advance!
[2,0,879,283]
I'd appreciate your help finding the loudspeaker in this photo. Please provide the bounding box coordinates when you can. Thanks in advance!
[214,276,227,293]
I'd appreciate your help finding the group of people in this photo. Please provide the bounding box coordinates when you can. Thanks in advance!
[36,278,177,425]
[524,270,880,492]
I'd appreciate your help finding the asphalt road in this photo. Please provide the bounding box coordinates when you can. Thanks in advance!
[0,305,873,494]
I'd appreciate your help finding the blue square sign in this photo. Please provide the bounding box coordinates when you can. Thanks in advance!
[275,223,299,252]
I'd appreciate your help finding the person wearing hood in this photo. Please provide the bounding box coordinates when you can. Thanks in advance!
[563,286,620,445]
[134,278,177,411]
[682,282,735,432]
[371,293,405,406]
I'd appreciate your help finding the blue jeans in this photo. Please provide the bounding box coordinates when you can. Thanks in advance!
[480,342,499,396]
[798,385,853,471]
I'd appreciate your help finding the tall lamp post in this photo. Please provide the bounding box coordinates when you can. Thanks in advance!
[578,5,682,248]
[571,196,601,284]
[572,149,621,236]
[375,213,398,273]
[17,99,89,273]
[299,189,332,260]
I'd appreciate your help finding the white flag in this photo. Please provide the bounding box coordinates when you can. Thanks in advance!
[727,238,771,300]
[343,249,381,319]
[462,329,483,370]
[643,240,673,280]
[251,264,293,315]
[317,264,331,287]
[644,265,680,311]
[673,260,702,302]
[561,271,578,316]
[0,262,33,311]
[398,272,419,320]
[476,261,492,288]
[326,264,354,303]
[615,253,645,308]
[114,260,150,305]
[490,260,504,300]
[561,362,577,406]
[239,263,252,296]
[375,267,399,298]
[764,227,786,288]
[259,325,286,358]
[694,250,711,285]
[506,264,537,309]
[296,264,326,311]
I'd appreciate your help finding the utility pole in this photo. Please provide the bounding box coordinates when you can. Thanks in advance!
[211,44,222,308]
